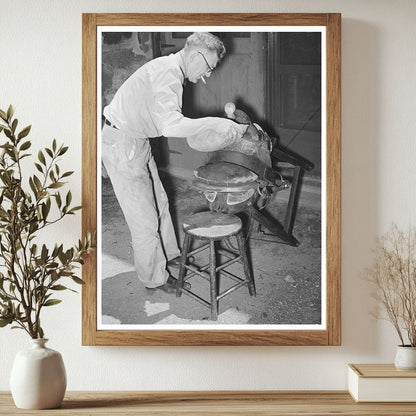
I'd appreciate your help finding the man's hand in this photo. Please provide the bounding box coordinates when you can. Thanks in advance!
[186,119,249,152]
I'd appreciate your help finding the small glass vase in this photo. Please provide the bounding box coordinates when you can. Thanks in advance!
[394,345,416,371]
[10,338,67,409]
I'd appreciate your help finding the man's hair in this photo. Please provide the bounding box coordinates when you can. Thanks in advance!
[185,32,226,60]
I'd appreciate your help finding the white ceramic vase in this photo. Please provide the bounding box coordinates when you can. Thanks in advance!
[10,338,67,409]
[394,345,416,371]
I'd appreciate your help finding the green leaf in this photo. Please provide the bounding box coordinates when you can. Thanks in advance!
[48,182,64,189]
[51,244,59,258]
[33,175,43,192]
[55,192,62,208]
[29,177,38,197]
[4,128,12,140]
[43,299,62,307]
[0,293,12,302]
[31,244,38,256]
[41,202,50,220]
[45,148,53,158]
[61,171,74,178]
[29,222,39,234]
[0,142,12,149]
[19,140,31,151]
[6,105,14,121]
[58,146,68,156]
[38,150,46,165]
[0,317,13,327]
[17,125,31,140]
[58,250,67,264]
[0,109,7,121]
[69,206,82,213]
[50,270,58,281]
[11,118,18,133]
[52,139,57,152]
[50,285,68,291]
[38,325,44,339]
[65,191,72,207]
[71,276,85,285]
[34,162,43,173]
[53,244,64,258]
[59,271,73,277]
[41,244,48,262]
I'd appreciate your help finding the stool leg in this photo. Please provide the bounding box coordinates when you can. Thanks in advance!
[176,234,191,298]
[209,239,218,320]
[236,231,256,296]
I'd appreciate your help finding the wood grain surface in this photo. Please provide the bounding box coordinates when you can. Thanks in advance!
[350,364,416,378]
[82,13,341,346]
[2,391,416,415]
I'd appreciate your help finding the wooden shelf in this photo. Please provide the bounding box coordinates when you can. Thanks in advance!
[1,391,416,415]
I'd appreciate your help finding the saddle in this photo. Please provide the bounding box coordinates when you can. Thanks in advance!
[192,103,288,214]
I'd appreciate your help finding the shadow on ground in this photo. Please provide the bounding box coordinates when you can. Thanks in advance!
[101,170,322,326]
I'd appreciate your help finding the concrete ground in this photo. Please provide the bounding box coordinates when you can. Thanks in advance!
[101,168,322,327]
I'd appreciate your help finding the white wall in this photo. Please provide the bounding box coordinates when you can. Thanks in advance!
[1,0,416,391]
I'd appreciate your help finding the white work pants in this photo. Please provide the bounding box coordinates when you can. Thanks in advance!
[101,125,180,288]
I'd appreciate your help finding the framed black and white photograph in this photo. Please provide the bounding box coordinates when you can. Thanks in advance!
[82,13,341,346]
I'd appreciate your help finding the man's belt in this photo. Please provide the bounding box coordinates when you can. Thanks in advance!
[103,117,119,129]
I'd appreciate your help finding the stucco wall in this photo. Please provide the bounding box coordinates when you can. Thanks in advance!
[1,0,416,391]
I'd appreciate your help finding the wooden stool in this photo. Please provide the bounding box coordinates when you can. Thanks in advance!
[176,211,256,321]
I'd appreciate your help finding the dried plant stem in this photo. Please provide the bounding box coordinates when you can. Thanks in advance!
[363,224,416,347]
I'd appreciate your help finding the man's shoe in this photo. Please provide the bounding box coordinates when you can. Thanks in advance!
[167,256,181,269]
[167,255,195,269]
[145,276,190,295]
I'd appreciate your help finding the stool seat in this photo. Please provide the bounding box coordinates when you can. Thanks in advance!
[183,211,242,238]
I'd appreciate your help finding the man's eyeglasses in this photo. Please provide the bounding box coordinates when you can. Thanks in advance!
[198,51,214,73]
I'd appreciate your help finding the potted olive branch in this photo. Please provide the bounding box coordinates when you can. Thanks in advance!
[0,105,94,339]
[0,105,95,409]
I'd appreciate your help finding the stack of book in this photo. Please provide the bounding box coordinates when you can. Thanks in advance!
[348,364,416,402]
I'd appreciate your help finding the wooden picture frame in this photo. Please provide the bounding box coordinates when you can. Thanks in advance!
[82,13,341,346]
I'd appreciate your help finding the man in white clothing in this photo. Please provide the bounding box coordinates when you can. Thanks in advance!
[102,32,247,293]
